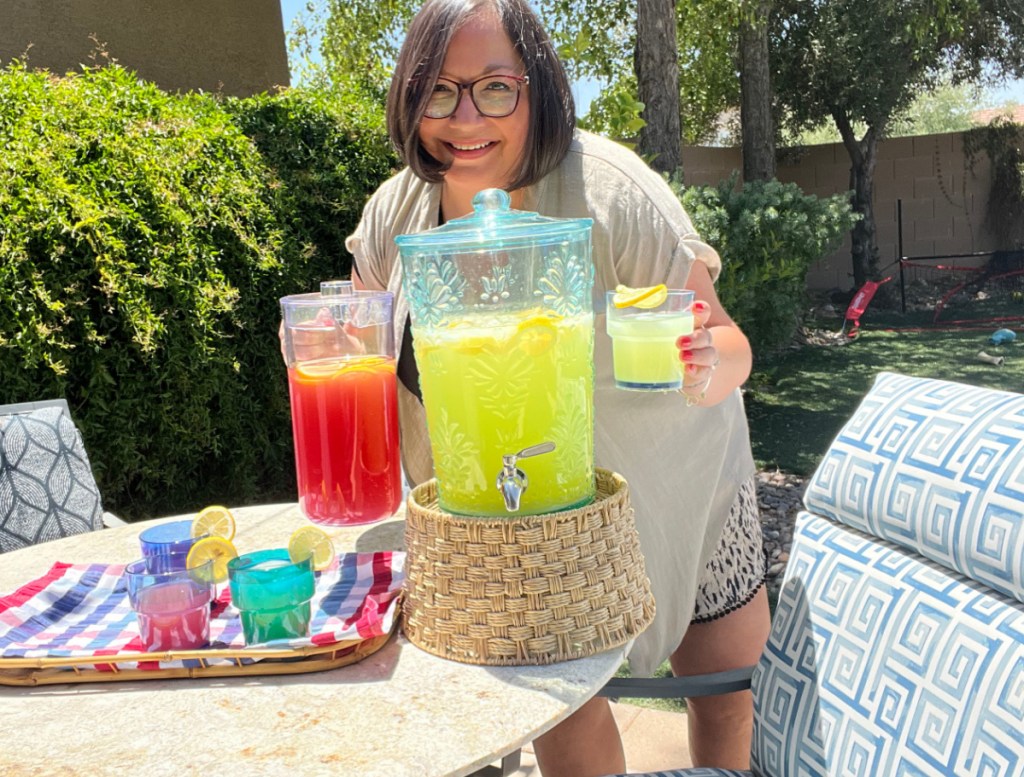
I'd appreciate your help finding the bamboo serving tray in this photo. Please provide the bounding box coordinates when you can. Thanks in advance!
[0,624,397,687]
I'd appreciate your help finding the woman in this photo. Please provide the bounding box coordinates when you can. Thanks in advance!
[346,0,771,773]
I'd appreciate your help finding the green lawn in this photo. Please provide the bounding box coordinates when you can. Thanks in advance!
[746,309,1023,475]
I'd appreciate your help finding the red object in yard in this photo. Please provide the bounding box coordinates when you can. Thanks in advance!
[841,276,892,337]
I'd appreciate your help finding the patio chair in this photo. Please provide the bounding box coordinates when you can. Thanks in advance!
[603,372,1024,777]
[0,398,123,554]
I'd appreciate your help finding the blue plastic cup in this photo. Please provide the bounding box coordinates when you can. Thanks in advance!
[139,520,207,573]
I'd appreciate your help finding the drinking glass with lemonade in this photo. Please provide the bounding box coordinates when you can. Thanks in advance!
[606,285,695,391]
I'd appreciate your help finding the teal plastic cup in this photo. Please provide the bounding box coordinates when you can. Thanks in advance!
[227,549,316,644]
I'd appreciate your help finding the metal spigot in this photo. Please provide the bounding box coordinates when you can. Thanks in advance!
[496,442,556,512]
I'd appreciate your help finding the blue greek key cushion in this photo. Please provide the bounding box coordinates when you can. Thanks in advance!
[752,512,1024,777]
[0,407,104,553]
[804,371,1024,602]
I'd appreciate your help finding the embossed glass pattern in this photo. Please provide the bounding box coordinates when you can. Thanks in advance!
[396,189,596,516]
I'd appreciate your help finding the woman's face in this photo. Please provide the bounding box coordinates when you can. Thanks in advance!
[417,10,530,196]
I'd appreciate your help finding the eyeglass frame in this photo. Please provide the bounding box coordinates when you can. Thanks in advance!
[421,74,530,120]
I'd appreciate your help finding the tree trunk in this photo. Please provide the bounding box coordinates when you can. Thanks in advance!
[740,1,775,181]
[849,139,879,289]
[635,0,681,174]
[834,111,880,288]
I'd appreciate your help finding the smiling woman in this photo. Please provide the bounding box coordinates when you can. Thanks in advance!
[410,11,533,215]
[385,0,575,220]
[343,1,770,775]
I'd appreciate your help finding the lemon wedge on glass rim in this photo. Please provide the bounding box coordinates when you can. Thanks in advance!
[191,504,236,542]
[612,284,668,309]
[288,526,336,572]
[186,536,239,584]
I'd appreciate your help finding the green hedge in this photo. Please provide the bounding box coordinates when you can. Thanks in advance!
[224,87,394,282]
[674,175,860,357]
[0,63,395,519]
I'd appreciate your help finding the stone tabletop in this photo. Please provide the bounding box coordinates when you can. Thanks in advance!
[0,503,627,777]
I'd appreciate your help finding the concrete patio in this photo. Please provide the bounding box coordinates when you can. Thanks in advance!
[499,701,694,775]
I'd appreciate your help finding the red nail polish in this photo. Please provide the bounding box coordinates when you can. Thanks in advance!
[682,349,693,361]
[686,363,697,373]
[694,301,708,313]
[677,336,692,348]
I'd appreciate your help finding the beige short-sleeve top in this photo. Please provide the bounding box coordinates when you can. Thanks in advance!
[346,130,755,675]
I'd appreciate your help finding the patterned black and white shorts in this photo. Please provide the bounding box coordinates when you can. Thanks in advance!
[691,476,767,623]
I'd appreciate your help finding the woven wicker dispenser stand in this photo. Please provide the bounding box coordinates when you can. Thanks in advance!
[402,468,655,666]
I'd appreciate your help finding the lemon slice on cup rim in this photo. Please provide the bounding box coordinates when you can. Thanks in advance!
[186,536,239,584]
[612,284,668,309]
[288,526,336,572]
[191,504,236,542]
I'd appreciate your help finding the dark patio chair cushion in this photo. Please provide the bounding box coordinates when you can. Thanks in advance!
[0,406,104,552]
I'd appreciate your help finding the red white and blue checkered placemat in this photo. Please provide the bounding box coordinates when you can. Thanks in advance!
[0,552,404,671]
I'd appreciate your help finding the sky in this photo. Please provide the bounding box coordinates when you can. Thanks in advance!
[278,0,1023,111]
[278,0,602,110]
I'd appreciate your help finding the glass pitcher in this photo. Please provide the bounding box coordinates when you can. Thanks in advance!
[279,282,401,526]
[396,189,595,517]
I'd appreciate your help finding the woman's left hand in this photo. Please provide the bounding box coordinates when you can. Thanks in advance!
[676,300,719,404]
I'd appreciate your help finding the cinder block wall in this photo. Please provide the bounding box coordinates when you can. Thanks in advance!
[1,0,289,97]
[682,132,996,290]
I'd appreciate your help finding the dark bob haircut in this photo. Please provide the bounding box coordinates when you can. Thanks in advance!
[386,0,576,192]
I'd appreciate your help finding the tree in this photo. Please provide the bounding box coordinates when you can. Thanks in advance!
[794,76,985,144]
[289,0,415,98]
[675,0,746,146]
[739,1,775,180]
[542,0,746,148]
[771,0,1024,289]
[893,79,983,136]
[635,0,681,171]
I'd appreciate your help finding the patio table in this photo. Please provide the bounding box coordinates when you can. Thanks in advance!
[0,502,627,777]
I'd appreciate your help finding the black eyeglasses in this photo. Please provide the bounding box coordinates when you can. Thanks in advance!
[423,74,529,119]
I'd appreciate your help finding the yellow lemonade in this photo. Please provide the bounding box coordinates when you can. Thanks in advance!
[414,310,595,516]
[606,310,694,390]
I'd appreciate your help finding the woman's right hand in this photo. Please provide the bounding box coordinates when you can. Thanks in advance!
[676,300,718,404]
[672,261,752,407]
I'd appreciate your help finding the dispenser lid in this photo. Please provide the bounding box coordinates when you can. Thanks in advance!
[394,189,592,252]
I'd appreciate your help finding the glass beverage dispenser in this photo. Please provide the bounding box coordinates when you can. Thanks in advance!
[279,282,402,525]
[395,189,595,517]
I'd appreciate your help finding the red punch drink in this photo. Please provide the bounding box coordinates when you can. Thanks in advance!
[134,581,211,651]
[287,355,402,525]
[281,284,399,526]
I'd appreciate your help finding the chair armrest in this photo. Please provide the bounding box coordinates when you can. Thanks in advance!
[597,665,755,699]
[102,511,128,528]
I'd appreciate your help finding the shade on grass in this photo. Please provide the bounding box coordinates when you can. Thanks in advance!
[746,308,1023,475]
